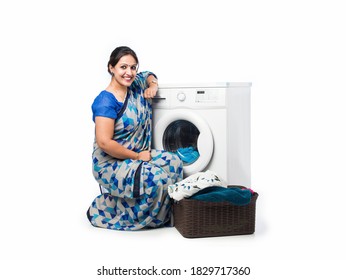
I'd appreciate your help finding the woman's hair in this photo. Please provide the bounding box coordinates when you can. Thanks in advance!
[107,46,139,75]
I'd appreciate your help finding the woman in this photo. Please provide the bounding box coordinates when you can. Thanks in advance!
[87,46,183,230]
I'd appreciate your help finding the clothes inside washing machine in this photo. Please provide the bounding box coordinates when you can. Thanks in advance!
[176,147,199,164]
[162,120,200,165]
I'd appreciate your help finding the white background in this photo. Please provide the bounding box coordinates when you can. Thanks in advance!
[1,0,345,279]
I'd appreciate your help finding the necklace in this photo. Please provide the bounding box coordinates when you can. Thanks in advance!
[106,84,127,102]
[106,78,128,102]
[115,90,127,102]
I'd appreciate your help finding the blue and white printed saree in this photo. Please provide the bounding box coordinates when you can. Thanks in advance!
[87,72,183,230]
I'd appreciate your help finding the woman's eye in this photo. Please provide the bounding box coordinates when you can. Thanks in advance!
[131,66,137,71]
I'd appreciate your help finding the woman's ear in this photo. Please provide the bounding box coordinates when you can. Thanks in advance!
[108,65,114,75]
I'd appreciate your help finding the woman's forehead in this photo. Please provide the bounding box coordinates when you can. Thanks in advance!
[118,54,137,65]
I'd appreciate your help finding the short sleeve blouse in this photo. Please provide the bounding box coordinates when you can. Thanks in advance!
[91,91,123,122]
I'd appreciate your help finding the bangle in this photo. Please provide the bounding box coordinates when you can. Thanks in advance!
[150,79,158,85]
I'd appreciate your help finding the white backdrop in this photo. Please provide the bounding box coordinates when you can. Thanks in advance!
[1,0,345,279]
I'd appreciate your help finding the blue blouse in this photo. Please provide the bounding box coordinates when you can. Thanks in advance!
[91,90,122,122]
[91,71,156,122]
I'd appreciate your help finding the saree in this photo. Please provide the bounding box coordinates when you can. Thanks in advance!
[87,72,183,230]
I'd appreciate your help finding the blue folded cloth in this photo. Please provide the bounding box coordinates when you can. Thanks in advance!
[176,147,199,164]
[189,186,252,206]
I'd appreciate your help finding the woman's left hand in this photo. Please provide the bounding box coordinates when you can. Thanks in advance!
[144,84,158,99]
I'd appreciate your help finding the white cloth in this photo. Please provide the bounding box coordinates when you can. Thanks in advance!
[168,170,226,201]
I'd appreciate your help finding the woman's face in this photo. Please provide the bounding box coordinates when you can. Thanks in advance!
[110,54,138,87]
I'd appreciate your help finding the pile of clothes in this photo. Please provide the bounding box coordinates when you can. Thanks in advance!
[168,170,254,206]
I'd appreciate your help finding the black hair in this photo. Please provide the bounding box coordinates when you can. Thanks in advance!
[107,46,139,75]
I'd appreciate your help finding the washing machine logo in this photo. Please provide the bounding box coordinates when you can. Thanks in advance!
[163,120,200,165]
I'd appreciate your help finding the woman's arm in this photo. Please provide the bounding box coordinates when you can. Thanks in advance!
[143,74,158,99]
[95,116,151,161]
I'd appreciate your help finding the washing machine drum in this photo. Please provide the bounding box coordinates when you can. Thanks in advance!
[153,111,214,177]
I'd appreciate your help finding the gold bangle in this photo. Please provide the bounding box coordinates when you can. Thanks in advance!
[150,79,158,85]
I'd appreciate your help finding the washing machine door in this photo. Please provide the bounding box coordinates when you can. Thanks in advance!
[153,110,214,177]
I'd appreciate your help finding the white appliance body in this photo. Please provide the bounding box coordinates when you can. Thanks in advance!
[151,82,251,187]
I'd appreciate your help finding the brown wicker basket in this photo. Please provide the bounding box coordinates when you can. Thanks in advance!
[172,191,258,238]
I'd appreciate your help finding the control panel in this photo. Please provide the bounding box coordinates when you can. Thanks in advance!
[195,90,221,102]
[153,87,227,109]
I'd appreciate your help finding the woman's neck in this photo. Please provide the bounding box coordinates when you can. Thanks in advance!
[106,79,128,102]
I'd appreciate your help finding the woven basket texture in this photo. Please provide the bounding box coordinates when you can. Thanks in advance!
[173,192,258,238]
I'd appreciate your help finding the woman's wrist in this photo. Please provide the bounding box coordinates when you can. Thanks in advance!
[148,77,158,88]
[149,79,158,85]
[133,152,139,160]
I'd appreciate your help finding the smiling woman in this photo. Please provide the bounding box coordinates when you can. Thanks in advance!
[87,46,183,231]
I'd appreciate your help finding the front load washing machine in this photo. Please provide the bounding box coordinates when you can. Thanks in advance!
[152,82,251,187]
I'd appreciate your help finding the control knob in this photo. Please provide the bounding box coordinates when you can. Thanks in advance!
[177,92,186,101]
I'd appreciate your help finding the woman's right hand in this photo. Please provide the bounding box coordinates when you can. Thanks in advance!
[137,150,151,161]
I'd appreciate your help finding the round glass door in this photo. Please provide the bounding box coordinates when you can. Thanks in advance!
[153,110,214,176]
[163,120,200,165]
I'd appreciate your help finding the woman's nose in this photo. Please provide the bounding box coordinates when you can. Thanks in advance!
[125,67,133,75]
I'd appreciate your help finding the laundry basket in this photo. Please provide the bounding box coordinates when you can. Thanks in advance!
[172,188,258,238]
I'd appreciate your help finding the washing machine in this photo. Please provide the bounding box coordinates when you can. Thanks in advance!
[151,82,251,187]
